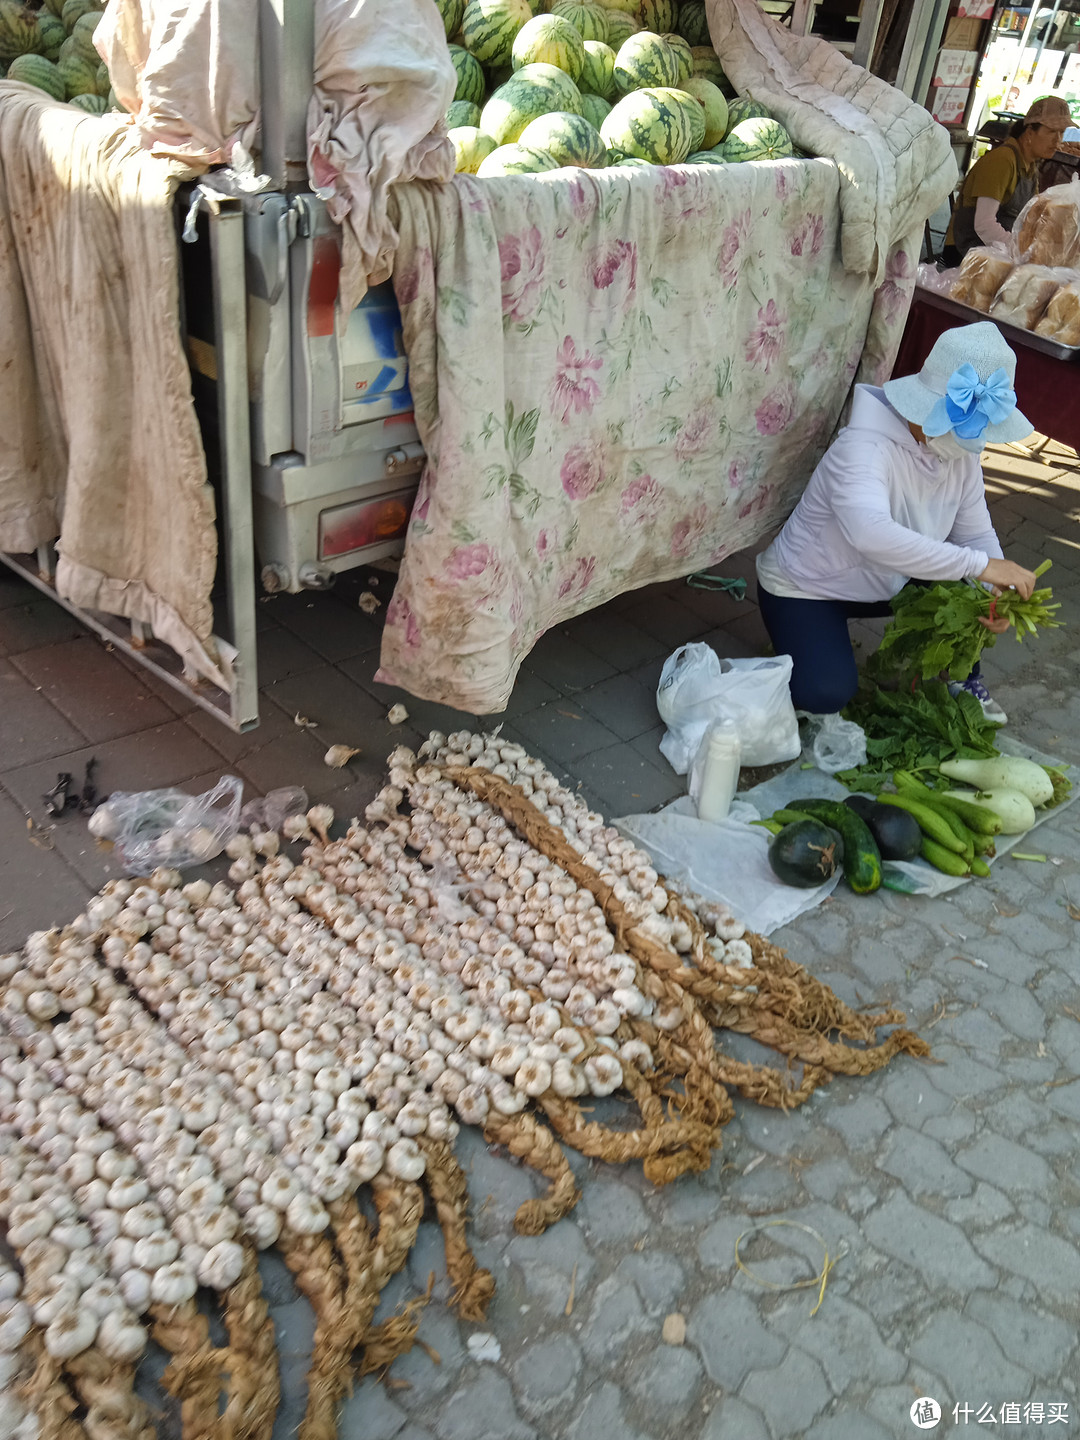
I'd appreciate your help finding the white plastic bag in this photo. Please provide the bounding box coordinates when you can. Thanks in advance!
[88,776,244,873]
[803,712,867,775]
[657,645,801,772]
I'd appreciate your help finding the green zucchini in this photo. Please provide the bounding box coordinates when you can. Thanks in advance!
[785,798,882,894]
[874,793,966,854]
[920,836,969,876]
[969,855,991,878]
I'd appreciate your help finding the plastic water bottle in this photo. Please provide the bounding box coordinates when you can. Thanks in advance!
[695,721,741,824]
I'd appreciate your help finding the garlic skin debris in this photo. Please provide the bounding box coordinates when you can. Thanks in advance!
[324,745,360,768]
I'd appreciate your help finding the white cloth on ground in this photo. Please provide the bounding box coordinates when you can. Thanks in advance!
[755,385,1003,602]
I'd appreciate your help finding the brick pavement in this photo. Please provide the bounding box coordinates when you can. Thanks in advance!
[1,440,1079,1439]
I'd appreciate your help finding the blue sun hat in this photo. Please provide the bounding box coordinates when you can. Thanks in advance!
[883,321,1032,453]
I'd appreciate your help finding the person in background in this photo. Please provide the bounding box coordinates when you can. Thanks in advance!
[942,95,1072,266]
[755,323,1038,725]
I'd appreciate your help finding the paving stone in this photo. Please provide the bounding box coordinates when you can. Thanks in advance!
[1044,1079,1080,1122]
[919,1046,1009,1100]
[615,1253,686,1318]
[821,1094,894,1148]
[985,983,1055,1043]
[0,658,87,767]
[804,1413,897,1440]
[510,1226,595,1320]
[697,1213,750,1275]
[626,1342,704,1430]
[944,1181,1014,1229]
[579,1275,651,1364]
[769,1295,906,1395]
[618,592,709,649]
[687,1292,786,1390]
[510,703,623,770]
[862,1193,996,1291]
[434,1369,535,1440]
[268,591,383,662]
[741,1347,832,1435]
[653,1180,721,1230]
[254,624,327,685]
[878,1125,975,1198]
[965,1292,1079,1380]
[571,743,683,818]
[481,668,562,723]
[510,1334,582,1419]
[0,785,92,951]
[698,1395,772,1440]
[954,1132,1053,1195]
[566,609,671,673]
[575,672,663,742]
[387,1312,465,1409]
[973,1222,1080,1300]
[11,636,178,743]
[909,1310,1031,1402]
[565,1380,648,1440]
[920,1110,978,1145]
[0,594,91,654]
[521,630,618,693]
[338,1379,409,1439]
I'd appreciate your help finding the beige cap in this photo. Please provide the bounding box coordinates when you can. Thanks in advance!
[1024,95,1073,130]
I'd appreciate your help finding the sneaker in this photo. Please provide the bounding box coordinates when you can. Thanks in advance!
[948,676,1007,725]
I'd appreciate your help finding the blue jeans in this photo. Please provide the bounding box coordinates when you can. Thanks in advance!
[756,583,980,714]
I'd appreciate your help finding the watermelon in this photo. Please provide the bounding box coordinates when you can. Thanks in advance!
[6,51,65,98]
[613,31,679,93]
[480,61,583,144]
[660,32,691,83]
[60,0,100,33]
[67,14,100,64]
[449,124,499,172]
[602,10,639,47]
[595,0,638,13]
[550,0,608,42]
[580,38,616,98]
[600,85,697,164]
[95,57,109,95]
[677,0,710,46]
[511,14,585,81]
[519,109,607,167]
[683,148,727,164]
[477,142,562,175]
[446,99,483,128]
[38,12,65,58]
[43,0,64,15]
[681,75,727,148]
[723,115,793,161]
[666,85,705,151]
[579,90,612,129]
[690,46,732,95]
[448,43,486,103]
[462,0,533,67]
[636,0,676,30]
[725,95,771,131]
[57,47,95,96]
[0,1,42,61]
[68,89,105,113]
[611,153,652,167]
[435,0,466,37]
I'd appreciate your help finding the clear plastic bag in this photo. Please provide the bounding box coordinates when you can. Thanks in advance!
[88,776,244,873]
[239,787,309,832]
[657,645,801,772]
[917,261,961,295]
[989,263,1076,330]
[1012,178,1080,268]
[800,712,867,774]
[948,245,1014,312]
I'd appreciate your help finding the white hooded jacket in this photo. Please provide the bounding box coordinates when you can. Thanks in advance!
[755,385,1003,603]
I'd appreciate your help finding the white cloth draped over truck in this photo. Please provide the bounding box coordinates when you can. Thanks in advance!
[374,0,957,711]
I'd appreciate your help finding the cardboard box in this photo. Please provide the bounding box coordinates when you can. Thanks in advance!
[944,16,984,49]
[931,48,978,88]
[957,0,994,17]
[931,85,972,125]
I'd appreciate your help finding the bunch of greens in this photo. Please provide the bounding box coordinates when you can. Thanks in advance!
[835,679,1002,793]
[868,560,1062,685]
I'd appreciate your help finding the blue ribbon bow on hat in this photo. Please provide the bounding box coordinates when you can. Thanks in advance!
[923,364,1017,441]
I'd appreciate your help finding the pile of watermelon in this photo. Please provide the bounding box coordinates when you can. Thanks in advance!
[438,0,799,174]
[0,0,118,114]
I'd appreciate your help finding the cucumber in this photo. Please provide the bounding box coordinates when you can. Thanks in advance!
[893,771,1002,835]
[969,855,991,878]
[928,801,976,862]
[874,793,966,854]
[921,837,969,876]
[784,798,882,894]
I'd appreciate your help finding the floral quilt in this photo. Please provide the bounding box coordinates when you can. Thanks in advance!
[376,159,919,713]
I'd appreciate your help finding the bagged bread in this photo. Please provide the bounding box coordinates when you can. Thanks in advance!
[951,247,1015,311]
[1034,280,1080,345]
[1014,180,1080,268]
[989,264,1065,329]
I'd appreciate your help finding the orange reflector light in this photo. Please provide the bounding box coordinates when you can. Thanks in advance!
[319,489,414,560]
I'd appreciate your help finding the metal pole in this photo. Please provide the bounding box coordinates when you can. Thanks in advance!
[257,0,315,189]
[206,191,260,732]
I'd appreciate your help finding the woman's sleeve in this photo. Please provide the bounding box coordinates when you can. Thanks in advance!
[829,452,990,580]
[974,194,1012,248]
[947,461,1004,561]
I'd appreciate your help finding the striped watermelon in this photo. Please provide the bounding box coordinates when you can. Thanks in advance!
[60,0,99,33]
[602,10,639,46]
[580,91,612,129]
[0,1,42,61]
[660,32,691,82]
[636,0,676,30]
[38,13,64,58]
[723,115,793,161]
[57,47,96,96]
[611,153,652,167]
[6,51,65,97]
[435,0,466,37]
[447,99,483,127]
[683,148,727,164]
[600,85,697,163]
[520,109,607,167]
[477,142,562,175]
[462,0,533,68]
[449,43,486,102]
[69,89,105,112]
[667,86,705,151]
[613,31,680,93]
[95,57,109,95]
[550,0,608,42]
[690,46,732,95]
[449,124,498,172]
[66,15,100,64]
[595,0,638,12]
[681,75,727,147]
[480,61,583,144]
[43,0,64,15]
[725,95,771,131]
[580,39,616,98]
[512,14,585,80]
[677,0,710,46]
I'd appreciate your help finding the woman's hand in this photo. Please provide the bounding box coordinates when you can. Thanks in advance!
[976,557,1038,631]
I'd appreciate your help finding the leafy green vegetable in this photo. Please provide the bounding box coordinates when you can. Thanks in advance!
[1044,766,1073,808]
[835,679,1001,793]
[868,561,1063,685]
